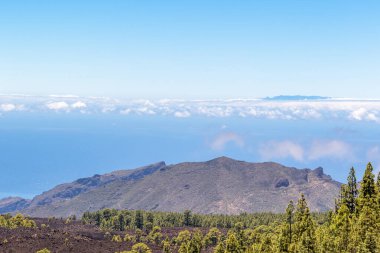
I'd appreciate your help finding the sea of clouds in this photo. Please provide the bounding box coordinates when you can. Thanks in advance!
[1,94,380,123]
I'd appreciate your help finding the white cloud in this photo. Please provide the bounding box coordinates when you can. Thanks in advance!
[3,95,380,121]
[120,108,131,115]
[210,132,244,151]
[136,107,156,115]
[0,104,16,112]
[196,106,234,117]
[350,108,368,120]
[174,111,191,118]
[367,146,380,161]
[46,101,69,110]
[49,94,79,98]
[102,105,117,113]
[71,101,87,109]
[259,141,304,161]
[308,140,352,160]
[259,139,353,162]
[349,108,379,122]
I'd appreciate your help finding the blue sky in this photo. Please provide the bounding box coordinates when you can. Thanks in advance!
[1,0,379,98]
[1,1,380,199]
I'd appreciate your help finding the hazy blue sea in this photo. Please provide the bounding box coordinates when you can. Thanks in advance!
[1,112,379,199]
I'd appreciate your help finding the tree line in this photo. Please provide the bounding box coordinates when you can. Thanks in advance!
[82,207,327,231]
[82,163,380,252]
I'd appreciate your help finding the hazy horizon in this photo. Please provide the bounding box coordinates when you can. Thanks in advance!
[2,93,380,199]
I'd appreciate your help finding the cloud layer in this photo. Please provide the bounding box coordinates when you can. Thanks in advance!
[2,95,380,123]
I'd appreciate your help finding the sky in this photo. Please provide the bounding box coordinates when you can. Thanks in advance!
[0,0,379,98]
[1,1,380,199]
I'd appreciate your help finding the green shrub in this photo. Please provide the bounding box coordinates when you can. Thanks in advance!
[203,227,221,247]
[124,233,136,243]
[112,234,123,242]
[0,213,36,229]
[131,243,152,253]
[36,249,51,253]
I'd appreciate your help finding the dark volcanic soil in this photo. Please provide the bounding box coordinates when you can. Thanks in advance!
[0,218,208,253]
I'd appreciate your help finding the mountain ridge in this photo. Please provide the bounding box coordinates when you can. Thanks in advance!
[0,157,341,217]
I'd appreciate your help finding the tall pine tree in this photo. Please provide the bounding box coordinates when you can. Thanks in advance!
[358,163,376,210]
[293,194,316,253]
[345,167,358,214]
[351,163,379,252]
[330,204,351,252]
[278,201,295,252]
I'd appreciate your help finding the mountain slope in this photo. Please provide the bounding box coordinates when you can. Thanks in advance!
[0,197,31,213]
[3,157,341,217]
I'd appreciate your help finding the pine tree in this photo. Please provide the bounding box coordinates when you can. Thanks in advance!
[118,213,125,231]
[147,212,154,225]
[191,229,203,253]
[376,171,380,215]
[176,230,191,245]
[376,170,380,210]
[162,238,171,253]
[204,228,221,247]
[346,167,358,214]
[232,222,245,249]
[354,163,380,250]
[352,205,378,250]
[178,241,190,253]
[278,201,294,252]
[135,211,144,229]
[293,194,316,253]
[315,225,334,253]
[330,204,351,252]
[225,231,241,253]
[286,200,294,245]
[95,212,101,226]
[259,235,273,253]
[358,163,376,210]
[357,229,377,253]
[183,210,192,226]
[103,209,112,221]
[213,241,225,253]
[336,184,348,212]
[278,226,290,253]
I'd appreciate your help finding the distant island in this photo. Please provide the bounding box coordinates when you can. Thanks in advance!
[264,95,330,101]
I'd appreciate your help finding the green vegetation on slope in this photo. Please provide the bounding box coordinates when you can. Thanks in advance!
[0,213,36,229]
[82,208,328,231]
[83,163,380,252]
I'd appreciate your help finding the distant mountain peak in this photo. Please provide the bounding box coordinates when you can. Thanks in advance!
[208,156,239,163]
